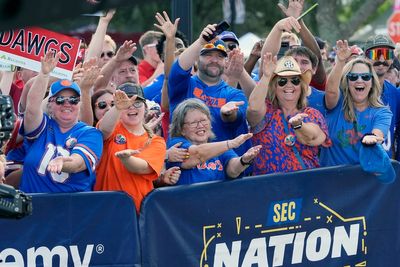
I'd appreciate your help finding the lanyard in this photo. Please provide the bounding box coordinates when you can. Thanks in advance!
[280,112,307,169]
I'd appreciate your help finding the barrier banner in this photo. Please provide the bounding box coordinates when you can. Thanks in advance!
[0,27,80,80]
[140,162,400,267]
[0,191,141,267]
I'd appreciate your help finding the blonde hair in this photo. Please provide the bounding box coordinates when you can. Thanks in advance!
[104,34,117,52]
[339,58,384,121]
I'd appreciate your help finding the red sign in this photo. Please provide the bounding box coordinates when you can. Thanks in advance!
[0,27,81,80]
[388,11,400,43]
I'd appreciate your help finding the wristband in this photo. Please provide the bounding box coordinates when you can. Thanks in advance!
[293,121,303,130]
[361,133,377,147]
[240,156,253,166]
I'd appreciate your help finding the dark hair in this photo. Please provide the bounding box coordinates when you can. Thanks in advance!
[91,89,114,125]
[285,46,319,69]
[156,30,189,60]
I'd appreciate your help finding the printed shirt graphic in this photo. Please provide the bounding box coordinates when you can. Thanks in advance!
[168,61,251,159]
[167,137,237,185]
[250,99,331,175]
[320,94,392,166]
[20,114,103,193]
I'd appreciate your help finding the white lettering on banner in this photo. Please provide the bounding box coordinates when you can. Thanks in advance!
[212,224,359,267]
[0,244,95,267]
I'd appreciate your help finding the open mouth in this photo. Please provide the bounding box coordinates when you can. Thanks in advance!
[355,86,365,92]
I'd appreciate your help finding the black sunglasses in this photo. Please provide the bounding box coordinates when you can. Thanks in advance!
[50,96,80,105]
[277,77,301,87]
[96,100,114,109]
[346,73,372,82]
[101,51,114,58]
[227,43,237,50]
[373,61,390,67]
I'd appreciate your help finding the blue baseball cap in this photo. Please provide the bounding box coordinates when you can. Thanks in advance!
[359,143,396,184]
[219,31,239,45]
[200,39,228,57]
[49,79,81,97]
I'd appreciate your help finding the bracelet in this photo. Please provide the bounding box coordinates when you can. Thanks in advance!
[240,156,253,166]
[293,122,303,130]
[361,133,377,147]
[226,140,230,149]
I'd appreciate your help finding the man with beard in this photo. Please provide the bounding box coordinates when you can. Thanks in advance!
[364,35,400,159]
[168,24,251,170]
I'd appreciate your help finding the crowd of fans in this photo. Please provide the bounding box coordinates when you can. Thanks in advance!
[0,1,399,212]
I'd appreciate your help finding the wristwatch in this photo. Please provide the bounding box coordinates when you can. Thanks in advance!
[240,157,253,166]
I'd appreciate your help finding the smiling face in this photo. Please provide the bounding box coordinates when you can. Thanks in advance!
[198,51,226,80]
[49,89,80,130]
[347,63,372,108]
[120,99,146,128]
[181,109,212,145]
[275,75,302,106]
[94,92,114,121]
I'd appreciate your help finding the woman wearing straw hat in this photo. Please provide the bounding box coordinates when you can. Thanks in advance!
[247,54,330,175]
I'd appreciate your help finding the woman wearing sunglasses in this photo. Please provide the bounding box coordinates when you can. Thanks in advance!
[19,51,103,193]
[247,54,330,175]
[319,40,392,167]
[91,89,115,126]
[94,82,166,213]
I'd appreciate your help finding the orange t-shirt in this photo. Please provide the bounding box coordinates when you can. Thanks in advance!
[94,122,166,213]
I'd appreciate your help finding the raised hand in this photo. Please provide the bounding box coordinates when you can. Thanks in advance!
[113,90,137,111]
[154,11,180,39]
[289,113,308,128]
[275,17,301,33]
[241,145,262,164]
[199,24,217,44]
[79,58,102,91]
[220,101,245,116]
[114,40,137,62]
[250,40,264,59]
[227,133,253,149]
[41,50,61,75]
[224,49,244,79]
[101,9,116,23]
[278,0,304,19]
[334,40,352,63]
[115,149,141,159]
[262,53,278,78]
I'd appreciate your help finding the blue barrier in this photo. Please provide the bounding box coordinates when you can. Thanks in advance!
[1,162,399,266]
[0,191,141,267]
[140,162,400,267]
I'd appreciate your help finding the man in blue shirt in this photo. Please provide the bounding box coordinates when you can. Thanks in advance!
[168,24,251,168]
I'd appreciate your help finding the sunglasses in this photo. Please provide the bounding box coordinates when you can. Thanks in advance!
[227,43,237,50]
[346,72,372,82]
[203,43,227,52]
[366,48,394,61]
[373,61,390,67]
[100,51,114,58]
[277,77,301,87]
[50,96,80,105]
[95,100,114,109]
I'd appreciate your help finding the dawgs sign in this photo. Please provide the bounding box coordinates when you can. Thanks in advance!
[0,27,80,80]
[140,162,400,267]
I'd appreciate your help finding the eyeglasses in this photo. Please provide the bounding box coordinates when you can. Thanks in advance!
[101,51,114,58]
[346,72,372,82]
[373,61,390,67]
[277,77,301,87]
[227,43,237,50]
[50,96,80,105]
[184,119,209,128]
[95,100,114,109]
[203,43,227,52]
[366,48,394,61]
[132,100,145,108]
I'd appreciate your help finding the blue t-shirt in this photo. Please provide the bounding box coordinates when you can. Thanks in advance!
[307,86,326,116]
[143,74,164,104]
[168,61,251,159]
[167,137,237,185]
[320,94,392,166]
[381,80,400,158]
[20,114,103,193]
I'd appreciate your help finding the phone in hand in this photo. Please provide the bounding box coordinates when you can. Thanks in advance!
[203,20,230,42]
[277,42,290,59]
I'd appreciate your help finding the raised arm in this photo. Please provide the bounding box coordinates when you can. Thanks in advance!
[98,90,136,139]
[226,145,262,178]
[85,9,116,61]
[288,113,326,146]
[154,11,180,110]
[325,40,351,110]
[24,51,60,133]
[177,24,216,70]
[0,70,15,95]
[247,53,277,127]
